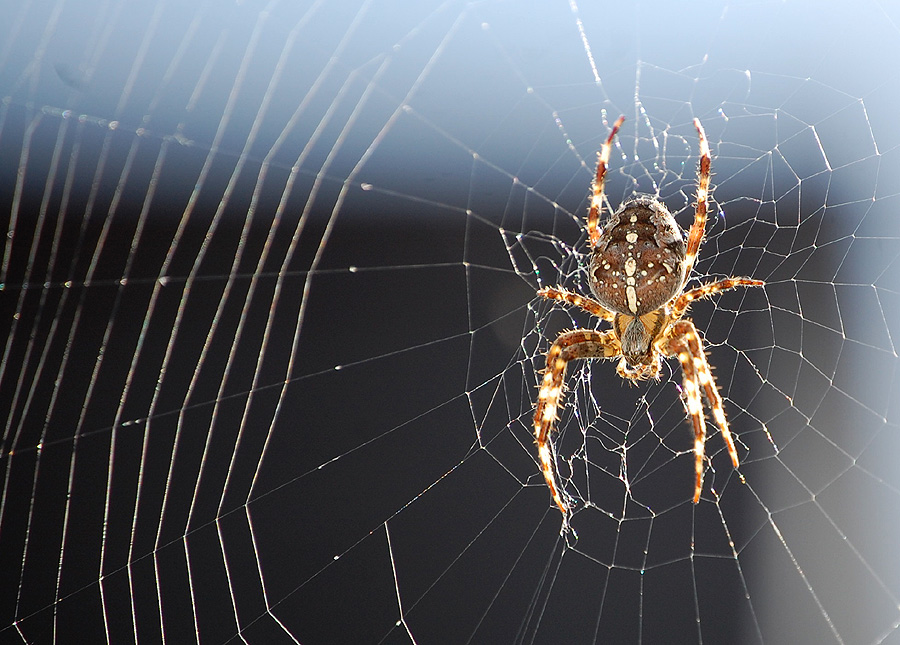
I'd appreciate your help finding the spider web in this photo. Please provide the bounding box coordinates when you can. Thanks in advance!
[1,0,899,643]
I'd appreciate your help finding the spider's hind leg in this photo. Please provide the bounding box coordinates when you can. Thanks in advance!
[682,119,712,278]
[586,115,625,247]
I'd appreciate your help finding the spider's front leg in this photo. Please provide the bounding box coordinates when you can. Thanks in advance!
[534,329,620,525]
[667,319,740,503]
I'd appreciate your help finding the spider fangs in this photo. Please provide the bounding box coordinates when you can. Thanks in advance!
[533,116,763,528]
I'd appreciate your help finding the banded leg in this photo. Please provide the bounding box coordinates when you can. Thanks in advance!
[682,118,711,278]
[667,319,739,503]
[672,278,765,318]
[534,329,620,522]
[537,286,614,321]
[587,115,625,247]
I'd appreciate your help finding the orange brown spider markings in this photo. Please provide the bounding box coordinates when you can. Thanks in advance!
[533,328,620,519]
[533,116,764,528]
[590,196,686,318]
[683,118,711,278]
[587,115,625,247]
[666,319,739,504]
[536,286,614,321]
[673,278,765,317]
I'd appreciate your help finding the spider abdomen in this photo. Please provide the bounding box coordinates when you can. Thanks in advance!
[588,196,686,316]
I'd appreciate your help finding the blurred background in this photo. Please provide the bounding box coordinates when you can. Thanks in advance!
[1,0,899,643]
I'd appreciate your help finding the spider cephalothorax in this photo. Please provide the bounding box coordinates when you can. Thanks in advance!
[533,116,764,528]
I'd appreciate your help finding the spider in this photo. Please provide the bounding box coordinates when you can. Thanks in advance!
[533,116,763,526]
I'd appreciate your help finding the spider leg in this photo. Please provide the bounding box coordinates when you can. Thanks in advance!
[537,286,615,322]
[667,319,739,503]
[672,277,764,318]
[587,115,625,247]
[683,118,711,278]
[534,329,620,524]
